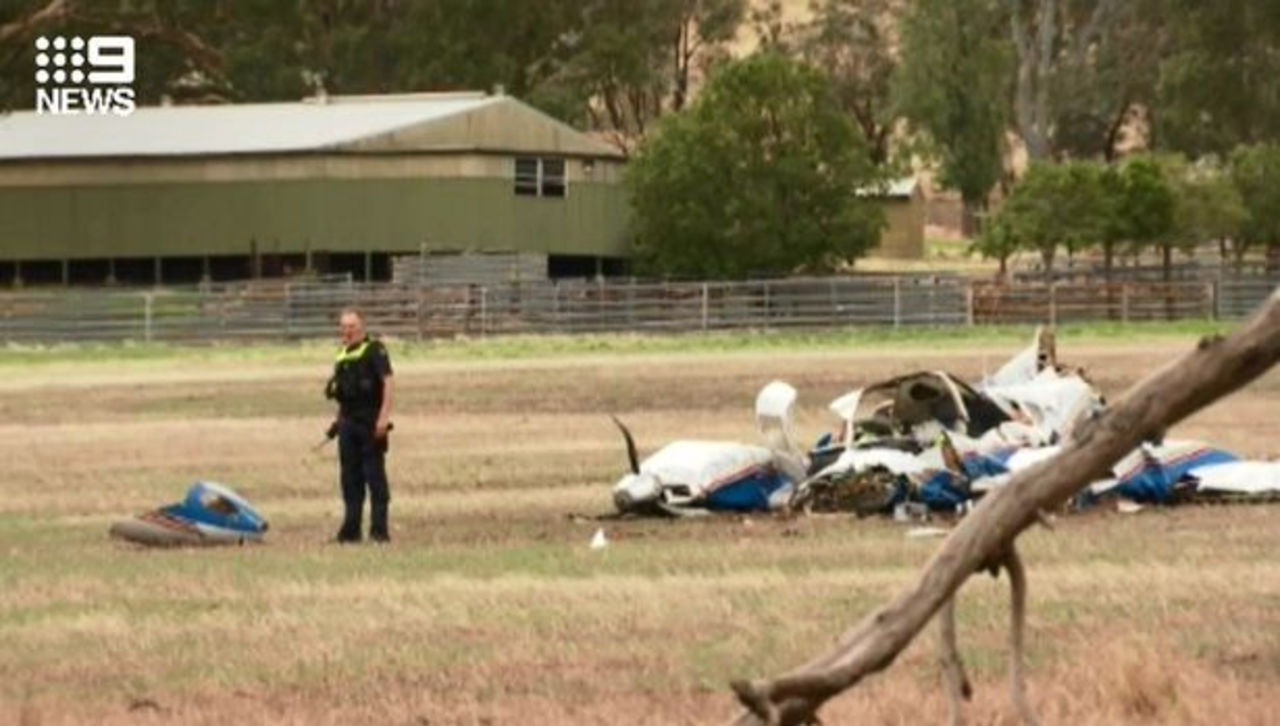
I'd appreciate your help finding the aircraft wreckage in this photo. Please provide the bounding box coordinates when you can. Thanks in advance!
[609,329,1280,518]
[109,481,268,547]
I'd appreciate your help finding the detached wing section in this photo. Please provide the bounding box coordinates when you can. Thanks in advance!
[110,481,269,547]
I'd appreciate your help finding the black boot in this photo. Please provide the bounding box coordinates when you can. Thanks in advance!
[335,503,362,543]
[369,502,390,543]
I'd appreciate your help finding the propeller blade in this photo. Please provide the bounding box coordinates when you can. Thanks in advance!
[610,415,640,475]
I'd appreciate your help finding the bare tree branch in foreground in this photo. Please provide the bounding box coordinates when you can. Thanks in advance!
[730,291,1280,726]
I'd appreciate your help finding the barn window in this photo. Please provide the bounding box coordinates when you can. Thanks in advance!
[540,158,566,197]
[514,157,568,198]
[514,157,539,196]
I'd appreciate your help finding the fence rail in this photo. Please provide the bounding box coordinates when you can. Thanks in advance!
[0,275,1275,344]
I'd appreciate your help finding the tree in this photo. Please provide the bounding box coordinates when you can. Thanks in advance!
[0,1,589,116]
[1160,156,1246,268]
[1229,143,1280,271]
[972,214,1022,279]
[1109,154,1176,278]
[1003,0,1166,161]
[544,0,748,153]
[787,0,901,166]
[1155,0,1280,157]
[987,160,1109,275]
[1046,0,1166,161]
[0,0,242,108]
[895,0,1010,236]
[626,53,885,279]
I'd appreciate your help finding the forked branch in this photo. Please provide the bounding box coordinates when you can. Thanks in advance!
[729,291,1280,725]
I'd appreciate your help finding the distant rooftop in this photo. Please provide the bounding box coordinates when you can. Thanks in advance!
[0,92,623,161]
[857,176,921,199]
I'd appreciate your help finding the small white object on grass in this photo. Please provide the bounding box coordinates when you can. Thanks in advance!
[1116,499,1144,515]
[589,527,608,550]
[905,526,951,539]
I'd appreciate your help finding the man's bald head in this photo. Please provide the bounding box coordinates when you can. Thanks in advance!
[338,309,366,346]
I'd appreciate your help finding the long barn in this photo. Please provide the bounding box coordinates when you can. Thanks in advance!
[0,92,630,285]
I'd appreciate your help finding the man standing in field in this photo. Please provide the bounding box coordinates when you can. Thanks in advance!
[325,309,394,543]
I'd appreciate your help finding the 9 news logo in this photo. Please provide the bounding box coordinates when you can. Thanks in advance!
[35,35,136,116]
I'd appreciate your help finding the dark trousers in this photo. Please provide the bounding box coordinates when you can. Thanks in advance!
[337,419,390,537]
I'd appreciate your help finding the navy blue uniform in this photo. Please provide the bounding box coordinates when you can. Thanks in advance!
[326,337,393,542]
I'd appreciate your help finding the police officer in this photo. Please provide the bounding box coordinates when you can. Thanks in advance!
[325,309,394,543]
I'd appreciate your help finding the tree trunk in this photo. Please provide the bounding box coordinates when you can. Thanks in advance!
[961,195,985,238]
[1039,245,1055,280]
[1007,0,1055,161]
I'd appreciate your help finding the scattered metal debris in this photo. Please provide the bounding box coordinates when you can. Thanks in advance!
[606,327,1280,520]
[109,481,268,547]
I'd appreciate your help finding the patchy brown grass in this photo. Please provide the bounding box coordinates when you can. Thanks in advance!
[1,338,1278,725]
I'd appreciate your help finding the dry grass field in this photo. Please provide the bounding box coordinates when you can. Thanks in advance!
[1,327,1278,725]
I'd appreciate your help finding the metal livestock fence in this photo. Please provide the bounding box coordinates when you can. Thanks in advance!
[0,275,1274,345]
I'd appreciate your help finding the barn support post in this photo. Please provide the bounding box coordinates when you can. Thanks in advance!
[283,282,293,339]
[626,278,635,327]
[597,276,606,331]
[893,277,902,329]
[415,288,425,342]
[552,283,562,333]
[142,292,154,343]
[701,282,710,331]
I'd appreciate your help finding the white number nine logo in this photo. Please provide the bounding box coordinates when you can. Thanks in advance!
[87,36,134,84]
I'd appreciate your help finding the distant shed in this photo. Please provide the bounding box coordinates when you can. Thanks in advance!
[866,177,925,260]
[0,92,630,285]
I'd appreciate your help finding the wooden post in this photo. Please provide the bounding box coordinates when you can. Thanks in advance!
[701,282,710,332]
[893,277,902,330]
[1121,284,1130,324]
[553,283,561,333]
[415,288,425,342]
[965,284,975,327]
[143,292,154,343]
